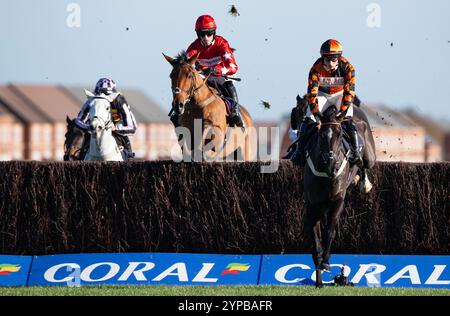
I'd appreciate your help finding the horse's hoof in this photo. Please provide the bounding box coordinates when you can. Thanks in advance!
[352,174,360,186]
[319,263,330,272]
[364,182,373,193]
[361,178,373,193]
[359,178,373,194]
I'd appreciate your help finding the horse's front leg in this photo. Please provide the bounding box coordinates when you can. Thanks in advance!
[313,219,324,289]
[359,168,373,193]
[321,198,345,270]
[202,124,225,161]
[306,205,324,288]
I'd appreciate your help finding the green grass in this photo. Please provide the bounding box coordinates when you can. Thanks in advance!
[1,285,450,296]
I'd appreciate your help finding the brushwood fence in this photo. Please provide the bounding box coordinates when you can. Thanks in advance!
[0,161,448,255]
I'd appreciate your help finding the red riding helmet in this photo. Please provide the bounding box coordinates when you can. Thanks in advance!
[195,15,217,32]
[320,39,343,57]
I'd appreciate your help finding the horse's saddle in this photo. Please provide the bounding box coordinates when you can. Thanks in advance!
[206,82,237,117]
[221,96,236,116]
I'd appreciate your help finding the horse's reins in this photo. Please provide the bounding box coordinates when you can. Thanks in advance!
[64,141,83,160]
[319,121,341,127]
[305,120,351,179]
[64,126,84,160]
[91,115,113,131]
[91,96,113,131]
[287,121,342,152]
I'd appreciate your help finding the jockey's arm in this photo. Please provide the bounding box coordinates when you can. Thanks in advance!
[307,67,320,115]
[186,47,210,74]
[341,60,356,112]
[114,95,137,135]
[215,39,238,76]
[186,47,198,61]
[74,99,90,130]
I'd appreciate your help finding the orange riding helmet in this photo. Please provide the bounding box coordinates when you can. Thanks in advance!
[320,39,343,57]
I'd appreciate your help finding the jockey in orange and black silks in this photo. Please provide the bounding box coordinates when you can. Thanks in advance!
[293,39,361,166]
[306,40,356,118]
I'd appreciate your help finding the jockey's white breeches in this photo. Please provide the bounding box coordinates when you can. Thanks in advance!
[306,90,354,123]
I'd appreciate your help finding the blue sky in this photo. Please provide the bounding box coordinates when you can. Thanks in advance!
[1,0,449,123]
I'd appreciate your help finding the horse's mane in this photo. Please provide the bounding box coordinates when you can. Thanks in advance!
[174,50,189,64]
[322,106,339,122]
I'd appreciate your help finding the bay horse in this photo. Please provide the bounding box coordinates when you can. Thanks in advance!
[64,116,85,161]
[303,106,375,288]
[163,51,256,161]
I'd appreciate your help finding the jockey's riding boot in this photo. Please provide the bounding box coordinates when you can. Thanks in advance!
[225,81,244,128]
[113,132,135,161]
[291,118,313,167]
[283,139,298,159]
[346,119,362,165]
[230,103,244,128]
[122,136,135,161]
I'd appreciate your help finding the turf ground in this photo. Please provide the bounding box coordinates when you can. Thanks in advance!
[1,285,449,296]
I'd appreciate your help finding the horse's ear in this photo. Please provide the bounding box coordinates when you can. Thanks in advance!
[353,95,361,107]
[187,52,200,66]
[84,89,95,98]
[106,92,119,103]
[296,94,302,103]
[163,53,176,67]
[66,115,72,124]
[336,109,347,123]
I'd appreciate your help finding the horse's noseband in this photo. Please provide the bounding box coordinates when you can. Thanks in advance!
[90,115,112,132]
[307,121,350,179]
[89,96,114,132]
[172,68,208,108]
[322,151,335,164]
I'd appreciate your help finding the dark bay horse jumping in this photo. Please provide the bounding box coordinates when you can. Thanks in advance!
[303,106,376,287]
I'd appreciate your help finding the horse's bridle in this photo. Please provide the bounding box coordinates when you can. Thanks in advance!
[64,143,82,160]
[90,96,113,132]
[64,129,84,161]
[172,67,212,108]
[306,121,351,178]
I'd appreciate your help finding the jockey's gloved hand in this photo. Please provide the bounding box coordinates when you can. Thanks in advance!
[314,113,322,123]
[202,67,217,76]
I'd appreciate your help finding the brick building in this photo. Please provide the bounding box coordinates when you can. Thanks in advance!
[62,86,178,160]
[0,103,23,160]
[0,84,178,161]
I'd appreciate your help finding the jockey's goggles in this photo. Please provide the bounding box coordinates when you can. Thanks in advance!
[323,56,339,62]
[198,30,215,37]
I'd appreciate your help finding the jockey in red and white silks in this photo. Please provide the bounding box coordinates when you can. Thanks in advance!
[169,15,244,128]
